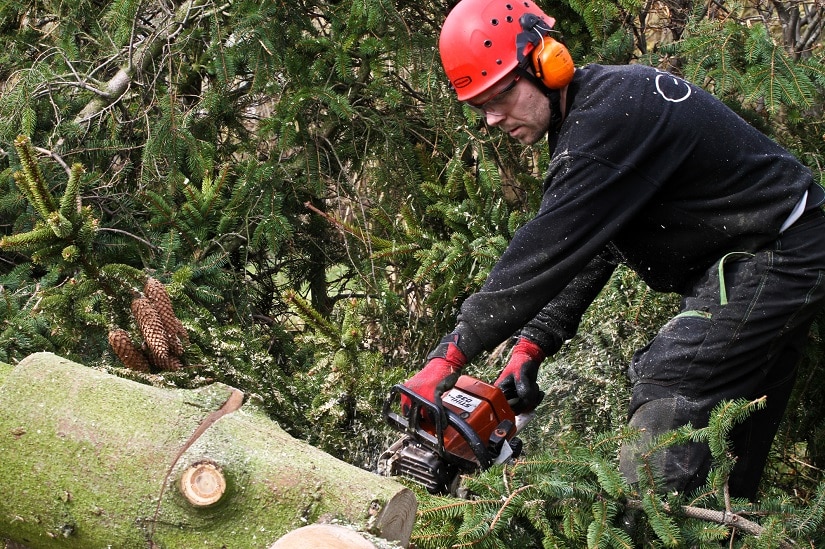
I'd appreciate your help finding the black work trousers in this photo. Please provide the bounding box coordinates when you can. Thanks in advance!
[619,208,825,500]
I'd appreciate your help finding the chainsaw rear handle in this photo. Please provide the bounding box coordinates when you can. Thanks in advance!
[383,383,492,469]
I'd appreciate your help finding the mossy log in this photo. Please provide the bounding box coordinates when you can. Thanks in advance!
[0,353,416,548]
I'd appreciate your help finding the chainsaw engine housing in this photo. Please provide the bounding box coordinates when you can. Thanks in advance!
[378,375,524,495]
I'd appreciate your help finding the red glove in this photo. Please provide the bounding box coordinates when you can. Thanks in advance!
[403,333,467,408]
[494,338,545,414]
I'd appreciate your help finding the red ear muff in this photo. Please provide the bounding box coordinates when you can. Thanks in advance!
[531,36,574,89]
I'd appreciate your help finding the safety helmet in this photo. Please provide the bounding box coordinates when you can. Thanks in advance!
[438,0,559,102]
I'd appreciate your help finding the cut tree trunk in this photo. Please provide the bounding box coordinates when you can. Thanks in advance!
[0,353,416,549]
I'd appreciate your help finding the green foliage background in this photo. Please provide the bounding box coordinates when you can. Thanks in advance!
[1,0,824,545]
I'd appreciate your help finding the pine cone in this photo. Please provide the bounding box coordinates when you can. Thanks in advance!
[166,333,185,358]
[144,277,188,344]
[108,328,151,372]
[131,297,169,365]
[152,354,183,372]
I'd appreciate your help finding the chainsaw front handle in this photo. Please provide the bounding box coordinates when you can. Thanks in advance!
[383,383,446,450]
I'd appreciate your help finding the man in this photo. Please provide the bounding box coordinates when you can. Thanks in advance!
[404,0,825,500]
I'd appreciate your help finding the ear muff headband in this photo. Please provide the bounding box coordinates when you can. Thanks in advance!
[516,13,574,90]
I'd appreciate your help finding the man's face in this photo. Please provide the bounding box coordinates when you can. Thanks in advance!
[466,72,553,145]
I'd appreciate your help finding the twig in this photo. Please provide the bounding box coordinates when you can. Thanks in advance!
[625,498,796,548]
[96,227,160,250]
[33,146,71,177]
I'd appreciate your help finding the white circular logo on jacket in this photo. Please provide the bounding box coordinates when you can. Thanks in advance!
[654,69,692,103]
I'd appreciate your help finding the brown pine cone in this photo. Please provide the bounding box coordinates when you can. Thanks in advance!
[166,334,185,358]
[152,353,183,372]
[144,277,188,344]
[108,328,151,372]
[131,297,169,365]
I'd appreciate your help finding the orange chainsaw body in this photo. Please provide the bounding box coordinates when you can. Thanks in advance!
[379,375,524,494]
[439,376,517,463]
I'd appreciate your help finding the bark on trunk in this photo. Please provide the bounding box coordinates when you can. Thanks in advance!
[0,353,416,549]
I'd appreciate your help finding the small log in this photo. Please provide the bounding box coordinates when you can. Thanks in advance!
[270,524,379,548]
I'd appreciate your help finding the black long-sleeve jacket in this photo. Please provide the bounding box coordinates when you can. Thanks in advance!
[453,64,814,359]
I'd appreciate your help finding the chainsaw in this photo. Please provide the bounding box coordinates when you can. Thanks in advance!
[377,375,533,496]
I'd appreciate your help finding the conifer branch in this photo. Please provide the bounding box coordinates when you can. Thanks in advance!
[625,497,795,548]
[283,289,339,341]
[304,200,395,248]
[73,0,213,124]
[59,163,84,217]
[13,135,58,218]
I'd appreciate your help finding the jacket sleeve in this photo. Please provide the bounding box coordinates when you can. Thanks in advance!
[452,246,618,359]
[450,150,661,360]
[517,247,618,355]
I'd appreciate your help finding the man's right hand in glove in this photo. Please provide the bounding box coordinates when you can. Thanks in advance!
[403,333,467,413]
[494,337,545,414]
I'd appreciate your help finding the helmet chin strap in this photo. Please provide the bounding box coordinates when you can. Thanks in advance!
[514,65,568,132]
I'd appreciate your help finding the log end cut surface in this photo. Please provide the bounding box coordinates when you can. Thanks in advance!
[270,524,378,548]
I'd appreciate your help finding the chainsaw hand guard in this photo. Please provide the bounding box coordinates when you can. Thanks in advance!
[384,383,448,455]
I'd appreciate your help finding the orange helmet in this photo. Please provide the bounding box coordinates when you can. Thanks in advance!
[438,0,559,102]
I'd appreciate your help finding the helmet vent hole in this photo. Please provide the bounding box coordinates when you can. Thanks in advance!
[506,16,513,22]
[496,59,502,65]
[481,70,488,76]
[483,40,493,48]
[505,3,513,9]
[491,18,499,25]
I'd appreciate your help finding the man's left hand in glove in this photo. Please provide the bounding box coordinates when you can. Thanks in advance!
[494,337,546,414]
[402,333,467,422]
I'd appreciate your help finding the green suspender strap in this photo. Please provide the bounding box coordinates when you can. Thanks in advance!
[717,251,755,306]
[673,251,755,321]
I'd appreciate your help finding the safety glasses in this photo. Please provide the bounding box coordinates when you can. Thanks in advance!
[466,74,521,116]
